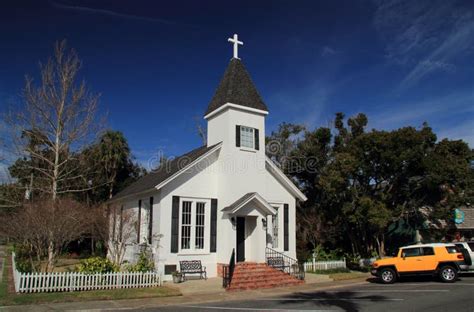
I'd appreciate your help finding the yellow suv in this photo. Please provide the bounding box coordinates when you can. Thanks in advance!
[371,243,465,284]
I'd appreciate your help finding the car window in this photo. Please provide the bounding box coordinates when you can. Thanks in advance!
[402,248,421,257]
[446,246,459,254]
[422,247,435,256]
[468,242,474,252]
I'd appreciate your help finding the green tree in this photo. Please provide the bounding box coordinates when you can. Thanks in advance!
[271,112,473,258]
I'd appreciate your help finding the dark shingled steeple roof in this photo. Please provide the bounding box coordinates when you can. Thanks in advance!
[205,58,268,116]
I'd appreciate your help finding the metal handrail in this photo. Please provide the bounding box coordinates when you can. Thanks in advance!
[265,247,305,280]
[222,248,235,288]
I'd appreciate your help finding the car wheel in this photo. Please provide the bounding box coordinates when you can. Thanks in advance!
[439,266,457,283]
[379,268,396,284]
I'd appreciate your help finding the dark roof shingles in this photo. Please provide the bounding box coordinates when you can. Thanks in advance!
[205,58,268,116]
[112,143,220,201]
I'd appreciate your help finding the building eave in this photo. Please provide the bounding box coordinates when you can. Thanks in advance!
[265,156,308,201]
[222,192,277,216]
[154,142,223,191]
[204,102,268,120]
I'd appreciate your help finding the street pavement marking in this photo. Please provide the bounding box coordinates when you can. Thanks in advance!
[183,306,337,311]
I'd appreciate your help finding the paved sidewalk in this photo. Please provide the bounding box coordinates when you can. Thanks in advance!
[164,273,331,296]
[0,275,369,311]
[164,277,225,296]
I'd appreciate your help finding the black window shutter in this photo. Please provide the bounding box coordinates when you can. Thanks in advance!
[236,125,241,147]
[171,196,180,253]
[210,198,218,252]
[284,204,289,251]
[148,197,153,244]
[137,200,142,244]
[254,129,260,150]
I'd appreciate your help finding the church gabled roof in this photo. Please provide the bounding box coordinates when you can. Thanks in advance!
[222,192,277,216]
[204,58,268,117]
[110,142,222,202]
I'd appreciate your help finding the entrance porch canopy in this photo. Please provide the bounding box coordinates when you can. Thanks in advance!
[222,192,276,216]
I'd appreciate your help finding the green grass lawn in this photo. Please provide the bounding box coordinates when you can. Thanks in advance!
[0,253,181,306]
[306,268,369,281]
[327,272,370,281]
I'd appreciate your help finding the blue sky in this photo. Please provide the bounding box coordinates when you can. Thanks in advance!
[0,0,473,178]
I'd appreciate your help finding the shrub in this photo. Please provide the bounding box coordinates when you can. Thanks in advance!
[125,249,154,272]
[76,257,118,273]
[311,244,343,261]
[13,244,34,273]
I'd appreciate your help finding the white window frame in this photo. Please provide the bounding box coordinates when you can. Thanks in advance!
[272,206,279,249]
[178,197,211,254]
[270,203,283,250]
[240,126,255,149]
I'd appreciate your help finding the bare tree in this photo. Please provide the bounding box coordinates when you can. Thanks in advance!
[6,40,101,200]
[193,116,207,145]
[106,205,137,266]
[0,198,90,271]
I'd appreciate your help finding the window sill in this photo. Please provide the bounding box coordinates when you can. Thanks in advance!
[240,147,256,153]
[177,251,211,256]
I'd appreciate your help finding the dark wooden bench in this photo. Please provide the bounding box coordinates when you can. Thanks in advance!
[267,256,290,272]
[179,260,207,281]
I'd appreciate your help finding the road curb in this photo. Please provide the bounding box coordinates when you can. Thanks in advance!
[0,277,370,311]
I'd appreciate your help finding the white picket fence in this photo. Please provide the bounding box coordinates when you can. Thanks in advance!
[11,253,162,293]
[303,258,347,272]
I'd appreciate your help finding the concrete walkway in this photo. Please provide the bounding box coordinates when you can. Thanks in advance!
[164,277,225,296]
[0,273,369,311]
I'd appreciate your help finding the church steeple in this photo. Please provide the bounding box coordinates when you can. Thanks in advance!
[204,58,268,117]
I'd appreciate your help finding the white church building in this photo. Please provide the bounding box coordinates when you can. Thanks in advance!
[109,35,307,283]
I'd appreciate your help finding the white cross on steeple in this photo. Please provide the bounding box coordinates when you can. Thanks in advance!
[228,34,243,59]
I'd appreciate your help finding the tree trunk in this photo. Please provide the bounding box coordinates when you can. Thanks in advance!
[47,241,55,272]
[375,234,385,257]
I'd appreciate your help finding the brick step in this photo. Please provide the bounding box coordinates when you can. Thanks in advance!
[226,262,304,292]
[231,274,295,282]
[229,280,303,289]
[232,272,288,278]
[228,280,304,291]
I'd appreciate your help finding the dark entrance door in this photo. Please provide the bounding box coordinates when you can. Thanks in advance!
[236,217,245,262]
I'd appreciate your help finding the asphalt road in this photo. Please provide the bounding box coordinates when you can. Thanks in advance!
[141,275,474,312]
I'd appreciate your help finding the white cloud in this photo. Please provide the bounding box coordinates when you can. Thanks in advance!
[369,90,474,130]
[50,1,191,26]
[321,46,338,57]
[373,0,474,90]
[269,81,333,129]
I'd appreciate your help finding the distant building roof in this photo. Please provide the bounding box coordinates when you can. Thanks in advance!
[111,143,221,202]
[205,58,268,116]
